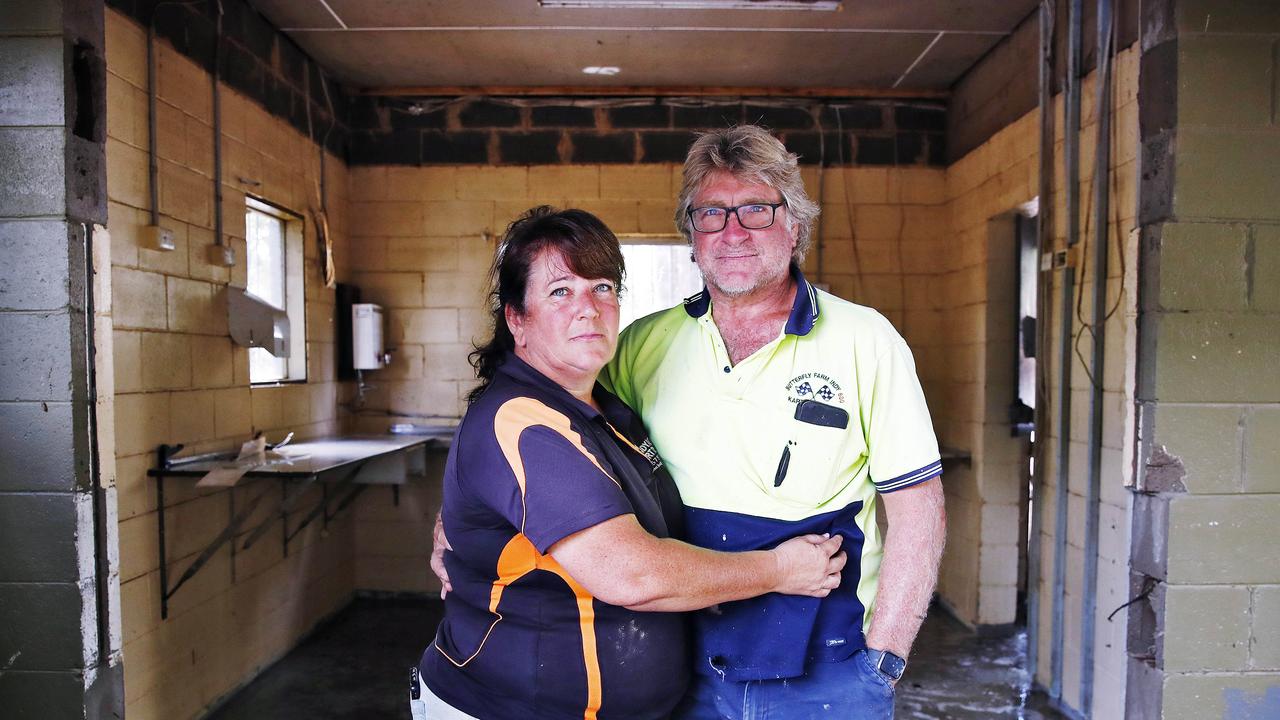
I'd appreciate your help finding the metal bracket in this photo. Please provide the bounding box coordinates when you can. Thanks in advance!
[155,473,270,619]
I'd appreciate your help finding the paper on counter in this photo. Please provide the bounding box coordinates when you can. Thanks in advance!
[196,437,268,487]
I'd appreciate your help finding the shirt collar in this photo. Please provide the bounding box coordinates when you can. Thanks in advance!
[497,351,604,420]
[682,264,821,337]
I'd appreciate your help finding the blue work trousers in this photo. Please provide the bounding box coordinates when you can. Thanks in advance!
[673,649,895,720]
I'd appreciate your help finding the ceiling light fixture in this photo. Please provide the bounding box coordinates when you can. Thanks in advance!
[543,1,839,9]
[582,66,622,75]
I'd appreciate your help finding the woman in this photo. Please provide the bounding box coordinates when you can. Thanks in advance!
[415,207,846,720]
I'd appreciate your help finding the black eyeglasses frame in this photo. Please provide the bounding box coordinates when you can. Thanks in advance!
[686,202,787,233]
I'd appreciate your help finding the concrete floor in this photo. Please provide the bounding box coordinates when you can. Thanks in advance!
[207,597,1067,719]
[896,611,1066,720]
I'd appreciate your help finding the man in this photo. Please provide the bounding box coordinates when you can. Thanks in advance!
[435,125,945,719]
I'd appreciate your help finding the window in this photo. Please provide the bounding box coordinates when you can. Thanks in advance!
[246,197,306,384]
[619,238,703,329]
[1013,209,1038,435]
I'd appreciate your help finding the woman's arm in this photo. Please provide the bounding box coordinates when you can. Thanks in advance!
[547,514,846,612]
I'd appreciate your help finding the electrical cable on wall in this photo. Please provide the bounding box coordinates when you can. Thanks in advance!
[144,0,202,250]
[1070,7,1124,391]
[304,52,338,288]
[833,106,867,299]
[812,111,827,281]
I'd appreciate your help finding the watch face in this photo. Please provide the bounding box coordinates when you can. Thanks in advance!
[877,650,907,680]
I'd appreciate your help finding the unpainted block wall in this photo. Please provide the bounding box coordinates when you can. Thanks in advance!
[343,163,948,594]
[1134,3,1280,717]
[938,42,1140,720]
[104,9,355,718]
[0,1,124,715]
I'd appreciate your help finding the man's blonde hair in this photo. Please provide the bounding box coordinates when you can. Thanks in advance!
[674,125,820,263]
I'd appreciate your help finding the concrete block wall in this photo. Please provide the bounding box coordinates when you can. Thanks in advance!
[937,41,1140,720]
[104,9,356,718]
[0,2,124,715]
[1131,3,1280,717]
[343,162,947,593]
[347,96,948,168]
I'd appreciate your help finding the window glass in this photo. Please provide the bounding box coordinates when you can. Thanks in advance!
[246,199,306,384]
[619,243,703,330]
[246,208,286,308]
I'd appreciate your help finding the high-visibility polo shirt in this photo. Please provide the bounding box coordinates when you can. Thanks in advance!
[602,266,941,681]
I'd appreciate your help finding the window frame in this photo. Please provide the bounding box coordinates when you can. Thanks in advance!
[245,195,307,386]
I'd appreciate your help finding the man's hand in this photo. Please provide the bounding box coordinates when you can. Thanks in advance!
[770,534,846,597]
[430,511,452,599]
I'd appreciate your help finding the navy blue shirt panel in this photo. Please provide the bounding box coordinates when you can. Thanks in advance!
[421,354,689,720]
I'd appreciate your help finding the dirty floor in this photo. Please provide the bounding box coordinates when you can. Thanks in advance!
[207,597,1067,719]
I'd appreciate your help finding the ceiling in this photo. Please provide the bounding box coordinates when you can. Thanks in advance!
[246,0,1039,94]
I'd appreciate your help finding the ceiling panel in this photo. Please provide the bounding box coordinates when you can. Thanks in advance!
[894,32,1005,89]
[304,0,1034,33]
[249,0,342,29]
[291,29,936,89]
[249,0,1038,91]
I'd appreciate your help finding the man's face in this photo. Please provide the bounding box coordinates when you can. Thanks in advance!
[688,170,796,298]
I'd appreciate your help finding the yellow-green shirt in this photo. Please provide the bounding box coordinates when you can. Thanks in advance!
[601,267,941,681]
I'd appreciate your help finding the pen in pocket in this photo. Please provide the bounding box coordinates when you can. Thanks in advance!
[773,444,791,487]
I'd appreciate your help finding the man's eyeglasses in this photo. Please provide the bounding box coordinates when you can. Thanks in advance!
[686,202,785,233]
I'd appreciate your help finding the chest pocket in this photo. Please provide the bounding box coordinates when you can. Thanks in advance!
[770,400,864,507]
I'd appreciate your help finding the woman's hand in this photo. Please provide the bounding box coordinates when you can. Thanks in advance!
[770,534,847,597]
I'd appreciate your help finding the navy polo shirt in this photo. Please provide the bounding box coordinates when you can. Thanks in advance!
[420,353,688,720]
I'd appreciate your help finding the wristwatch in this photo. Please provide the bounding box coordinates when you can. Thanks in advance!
[867,648,907,683]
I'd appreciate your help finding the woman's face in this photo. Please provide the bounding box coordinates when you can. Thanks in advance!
[506,247,620,387]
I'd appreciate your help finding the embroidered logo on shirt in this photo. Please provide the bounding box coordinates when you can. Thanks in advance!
[786,372,845,405]
[637,438,664,472]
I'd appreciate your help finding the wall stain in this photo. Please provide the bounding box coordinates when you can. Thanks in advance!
[1223,686,1280,719]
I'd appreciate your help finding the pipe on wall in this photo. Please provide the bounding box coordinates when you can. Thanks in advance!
[213,1,226,252]
[1025,0,1057,686]
[1049,0,1083,704]
[1079,0,1116,713]
[146,21,159,226]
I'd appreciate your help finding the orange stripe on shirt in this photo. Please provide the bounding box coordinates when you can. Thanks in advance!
[493,396,620,532]
[482,397,613,719]
[537,549,603,720]
[434,533,602,720]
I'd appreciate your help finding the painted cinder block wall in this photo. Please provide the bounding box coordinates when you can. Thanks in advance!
[103,9,357,717]
[1130,2,1280,718]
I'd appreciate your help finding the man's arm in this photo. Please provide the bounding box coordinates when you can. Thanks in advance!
[864,477,946,663]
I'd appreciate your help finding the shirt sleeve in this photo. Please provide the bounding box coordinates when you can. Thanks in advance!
[865,341,942,493]
[472,398,635,553]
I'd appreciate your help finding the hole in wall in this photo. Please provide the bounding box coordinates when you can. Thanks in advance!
[70,41,105,143]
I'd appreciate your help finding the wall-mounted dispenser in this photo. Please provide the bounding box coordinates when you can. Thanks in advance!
[227,287,290,357]
[352,303,388,369]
